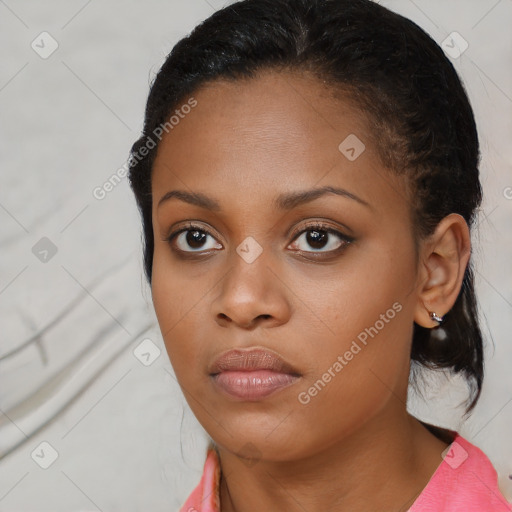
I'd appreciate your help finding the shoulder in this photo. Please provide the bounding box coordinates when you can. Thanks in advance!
[410,432,511,511]
[179,441,221,512]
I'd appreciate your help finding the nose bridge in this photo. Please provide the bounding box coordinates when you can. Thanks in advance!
[226,235,271,299]
[211,235,289,327]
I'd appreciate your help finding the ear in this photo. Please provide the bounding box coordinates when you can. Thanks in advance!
[414,213,472,328]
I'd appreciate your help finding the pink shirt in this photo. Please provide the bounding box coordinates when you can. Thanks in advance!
[179,432,511,511]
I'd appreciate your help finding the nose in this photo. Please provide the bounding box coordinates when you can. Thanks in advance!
[210,251,291,330]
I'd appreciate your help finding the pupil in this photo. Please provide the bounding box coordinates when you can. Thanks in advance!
[307,230,327,249]
[187,230,206,248]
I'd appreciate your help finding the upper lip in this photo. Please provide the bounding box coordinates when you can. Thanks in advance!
[209,348,301,376]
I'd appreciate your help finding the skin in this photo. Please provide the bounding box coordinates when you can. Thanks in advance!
[150,69,471,512]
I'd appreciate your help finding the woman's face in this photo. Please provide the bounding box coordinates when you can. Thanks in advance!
[151,69,421,461]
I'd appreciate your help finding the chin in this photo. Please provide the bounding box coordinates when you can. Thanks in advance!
[209,420,310,462]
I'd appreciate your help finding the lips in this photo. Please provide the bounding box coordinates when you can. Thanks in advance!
[209,348,300,376]
[209,348,301,401]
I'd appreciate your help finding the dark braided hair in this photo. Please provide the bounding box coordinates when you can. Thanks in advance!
[128,0,484,415]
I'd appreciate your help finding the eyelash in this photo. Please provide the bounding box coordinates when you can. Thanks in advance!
[164,221,354,259]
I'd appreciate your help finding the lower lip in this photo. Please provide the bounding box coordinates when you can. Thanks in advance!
[211,370,300,400]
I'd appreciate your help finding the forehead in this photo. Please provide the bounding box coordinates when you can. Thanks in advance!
[151,69,408,215]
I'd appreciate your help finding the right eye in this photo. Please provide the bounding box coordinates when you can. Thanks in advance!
[165,223,223,254]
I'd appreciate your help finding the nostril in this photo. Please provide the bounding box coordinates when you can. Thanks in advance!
[218,313,230,322]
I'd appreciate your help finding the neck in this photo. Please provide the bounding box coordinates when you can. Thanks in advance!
[218,407,451,512]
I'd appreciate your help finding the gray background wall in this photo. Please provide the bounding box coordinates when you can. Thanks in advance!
[0,1,511,510]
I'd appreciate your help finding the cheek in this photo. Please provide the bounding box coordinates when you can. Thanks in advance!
[293,236,414,345]
[151,255,204,378]
[291,236,416,393]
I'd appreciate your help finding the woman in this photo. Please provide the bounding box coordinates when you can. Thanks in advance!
[128,0,511,510]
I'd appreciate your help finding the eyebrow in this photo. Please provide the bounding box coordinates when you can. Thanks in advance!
[157,185,372,211]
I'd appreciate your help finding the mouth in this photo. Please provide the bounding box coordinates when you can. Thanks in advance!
[209,347,301,401]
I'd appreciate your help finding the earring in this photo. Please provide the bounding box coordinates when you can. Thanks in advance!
[429,311,444,324]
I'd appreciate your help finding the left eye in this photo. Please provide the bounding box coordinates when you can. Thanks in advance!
[288,226,350,253]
